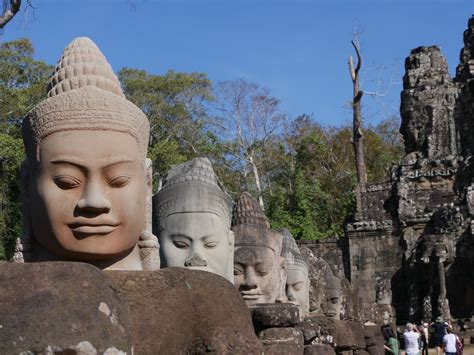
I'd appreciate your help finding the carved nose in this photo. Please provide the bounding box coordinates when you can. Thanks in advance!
[287,292,296,302]
[242,270,258,289]
[184,253,208,267]
[77,181,111,213]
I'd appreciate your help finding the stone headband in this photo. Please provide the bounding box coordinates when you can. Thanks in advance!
[233,224,284,254]
[22,37,149,160]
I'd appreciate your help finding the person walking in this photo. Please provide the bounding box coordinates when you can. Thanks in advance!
[382,325,399,355]
[431,317,448,355]
[442,327,461,355]
[403,323,420,355]
[419,323,429,355]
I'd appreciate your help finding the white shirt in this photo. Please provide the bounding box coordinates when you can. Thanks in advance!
[443,333,457,353]
[403,330,420,354]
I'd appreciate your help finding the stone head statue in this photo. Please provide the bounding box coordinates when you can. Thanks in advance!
[232,192,287,305]
[153,158,234,282]
[323,275,342,319]
[279,228,310,318]
[18,37,158,270]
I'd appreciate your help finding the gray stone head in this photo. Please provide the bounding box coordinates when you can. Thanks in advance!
[232,192,287,305]
[323,275,342,319]
[153,157,234,282]
[279,228,310,318]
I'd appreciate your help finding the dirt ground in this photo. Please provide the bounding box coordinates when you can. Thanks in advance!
[423,343,474,354]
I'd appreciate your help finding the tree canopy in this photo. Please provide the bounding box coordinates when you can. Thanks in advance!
[0,38,404,259]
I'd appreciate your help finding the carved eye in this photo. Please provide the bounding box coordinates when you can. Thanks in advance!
[53,175,81,189]
[204,241,219,249]
[330,297,339,304]
[256,268,269,276]
[173,240,189,249]
[109,176,130,188]
[292,282,303,292]
[233,267,243,275]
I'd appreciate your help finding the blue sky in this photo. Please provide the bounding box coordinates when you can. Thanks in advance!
[1,0,473,127]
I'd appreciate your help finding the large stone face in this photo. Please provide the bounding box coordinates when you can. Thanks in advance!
[0,262,133,354]
[105,267,263,354]
[18,37,153,271]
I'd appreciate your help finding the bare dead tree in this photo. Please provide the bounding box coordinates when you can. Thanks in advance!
[0,0,21,29]
[348,36,368,185]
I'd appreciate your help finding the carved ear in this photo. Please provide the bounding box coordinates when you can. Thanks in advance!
[19,159,33,261]
[226,230,235,284]
[228,230,235,248]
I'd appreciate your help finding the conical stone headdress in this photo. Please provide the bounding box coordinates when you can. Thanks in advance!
[22,37,149,160]
[231,192,270,228]
[279,228,308,275]
[153,157,233,228]
[232,192,283,253]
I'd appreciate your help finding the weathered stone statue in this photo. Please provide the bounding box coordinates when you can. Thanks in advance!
[279,228,310,318]
[232,192,287,305]
[153,157,234,282]
[17,37,159,270]
[322,275,342,320]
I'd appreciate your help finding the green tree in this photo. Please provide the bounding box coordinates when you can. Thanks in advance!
[0,38,51,259]
[0,38,52,136]
[0,134,24,259]
[118,68,214,190]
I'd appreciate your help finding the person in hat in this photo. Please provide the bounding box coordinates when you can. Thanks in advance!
[431,317,448,355]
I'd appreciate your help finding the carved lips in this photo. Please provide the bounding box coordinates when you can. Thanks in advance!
[68,222,119,236]
[240,292,263,301]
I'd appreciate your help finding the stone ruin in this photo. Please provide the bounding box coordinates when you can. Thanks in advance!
[346,16,474,328]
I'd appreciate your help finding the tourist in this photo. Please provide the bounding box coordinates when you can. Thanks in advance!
[431,317,448,355]
[403,323,420,355]
[382,325,399,355]
[442,327,461,355]
[419,323,429,355]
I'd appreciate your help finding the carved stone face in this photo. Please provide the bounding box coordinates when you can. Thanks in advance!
[323,278,342,319]
[287,267,310,317]
[29,130,146,262]
[159,212,234,280]
[234,246,282,305]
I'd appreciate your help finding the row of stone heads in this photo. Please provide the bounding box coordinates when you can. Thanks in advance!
[16,154,311,318]
[12,36,319,318]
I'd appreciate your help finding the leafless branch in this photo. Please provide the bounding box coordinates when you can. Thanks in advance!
[0,0,21,29]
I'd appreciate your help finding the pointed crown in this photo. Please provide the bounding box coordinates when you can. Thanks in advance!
[23,37,149,160]
[153,158,233,228]
[232,192,284,253]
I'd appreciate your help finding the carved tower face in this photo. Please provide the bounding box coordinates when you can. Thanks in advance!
[153,158,234,282]
[22,37,150,270]
[30,130,146,260]
[231,192,287,305]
